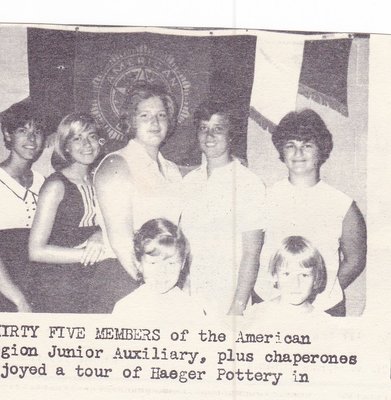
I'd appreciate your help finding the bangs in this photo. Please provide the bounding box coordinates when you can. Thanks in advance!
[143,235,177,258]
[54,113,99,167]
[68,119,96,137]
[269,236,323,274]
[300,253,322,270]
[274,252,315,272]
[63,119,100,149]
[281,127,318,144]
[269,236,327,295]
[2,110,45,134]
[134,218,189,263]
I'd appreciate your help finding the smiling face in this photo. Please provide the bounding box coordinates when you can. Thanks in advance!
[140,247,183,294]
[197,113,231,163]
[8,120,44,162]
[276,260,315,306]
[282,139,321,176]
[65,128,100,166]
[132,96,169,149]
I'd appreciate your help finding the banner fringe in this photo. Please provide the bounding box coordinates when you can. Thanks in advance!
[249,107,277,133]
[298,83,349,117]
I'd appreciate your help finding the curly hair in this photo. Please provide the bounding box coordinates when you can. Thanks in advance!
[118,81,177,140]
[133,218,190,287]
[134,218,189,262]
[193,100,234,131]
[272,109,333,166]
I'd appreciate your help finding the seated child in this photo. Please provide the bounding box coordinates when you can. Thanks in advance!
[246,236,327,317]
[113,218,204,320]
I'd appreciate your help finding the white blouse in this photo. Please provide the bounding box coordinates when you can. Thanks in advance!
[0,167,45,230]
[181,159,266,315]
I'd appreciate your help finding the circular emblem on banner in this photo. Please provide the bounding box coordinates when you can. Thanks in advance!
[91,45,191,142]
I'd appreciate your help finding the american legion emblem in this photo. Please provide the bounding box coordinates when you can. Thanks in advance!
[91,45,191,142]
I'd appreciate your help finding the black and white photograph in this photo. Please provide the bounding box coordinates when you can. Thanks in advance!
[0,3,389,398]
[0,26,368,317]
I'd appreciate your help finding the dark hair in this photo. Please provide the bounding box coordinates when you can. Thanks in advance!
[134,218,190,287]
[269,236,327,298]
[134,218,189,261]
[1,101,46,150]
[193,100,233,133]
[119,81,177,140]
[272,109,333,165]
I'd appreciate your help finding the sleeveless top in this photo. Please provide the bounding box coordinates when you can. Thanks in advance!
[31,172,100,313]
[95,140,183,258]
[46,171,99,248]
[254,178,352,311]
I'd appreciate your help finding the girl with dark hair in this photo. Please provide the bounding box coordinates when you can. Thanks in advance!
[0,101,46,312]
[113,218,202,319]
[181,100,266,316]
[254,109,367,316]
[29,113,105,313]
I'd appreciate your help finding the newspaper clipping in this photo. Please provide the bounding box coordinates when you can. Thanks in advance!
[0,24,389,399]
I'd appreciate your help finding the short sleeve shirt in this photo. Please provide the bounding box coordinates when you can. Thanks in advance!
[180,159,266,314]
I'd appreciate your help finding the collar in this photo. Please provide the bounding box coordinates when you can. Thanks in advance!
[0,167,42,201]
[198,158,239,180]
[127,140,170,175]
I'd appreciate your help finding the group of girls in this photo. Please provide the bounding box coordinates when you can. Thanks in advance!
[0,81,366,317]
[0,107,105,313]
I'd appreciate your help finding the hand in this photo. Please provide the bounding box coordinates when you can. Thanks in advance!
[81,230,105,266]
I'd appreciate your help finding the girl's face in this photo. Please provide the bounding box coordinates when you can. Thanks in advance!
[65,128,100,166]
[276,261,315,306]
[282,139,321,176]
[9,121,44,162]
[139,247,183,294]
[133,96,169,149]
[197,114,231,162]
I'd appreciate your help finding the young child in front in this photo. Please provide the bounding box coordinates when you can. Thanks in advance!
[113,218,204,320]
[246,236,327,318]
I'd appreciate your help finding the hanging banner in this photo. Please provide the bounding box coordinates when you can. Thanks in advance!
[298,39,352,116]
[28,28,256,166]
